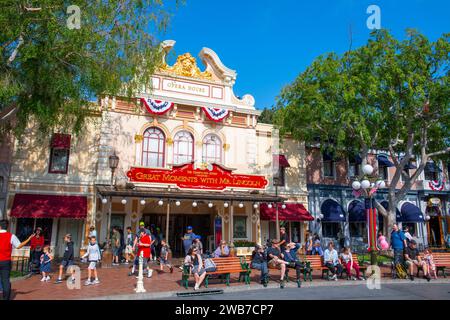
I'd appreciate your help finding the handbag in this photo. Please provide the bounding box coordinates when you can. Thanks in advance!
[204,258,217,272]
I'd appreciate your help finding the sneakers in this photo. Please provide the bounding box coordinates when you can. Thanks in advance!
[147,269,153,278]
[410,275,414,281]
[55,278,63,284]
[85,280,92,286]
[93,279,100,284]
[45,276,51,282]
[40,277,46,282]
[194,284,199,290]
[112,263,119,266]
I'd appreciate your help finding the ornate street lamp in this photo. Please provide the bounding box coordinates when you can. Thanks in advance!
[103,151,119,268]
[351,163,386,266]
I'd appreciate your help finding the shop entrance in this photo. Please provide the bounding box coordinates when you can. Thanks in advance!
[142,214,212,257]
[428,216,443,247]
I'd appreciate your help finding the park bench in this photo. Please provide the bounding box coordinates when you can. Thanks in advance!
[181,256,250,289]
[416,252,450,278]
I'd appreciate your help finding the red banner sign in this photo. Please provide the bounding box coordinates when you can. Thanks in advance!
[127,162,268,191]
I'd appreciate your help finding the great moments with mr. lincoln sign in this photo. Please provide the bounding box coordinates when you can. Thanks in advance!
[127,162,268,191]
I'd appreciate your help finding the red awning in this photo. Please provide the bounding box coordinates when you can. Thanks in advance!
[260,203,313,222]
[10,194,87,219]
[51,133,71,149]
[273,154,290,167]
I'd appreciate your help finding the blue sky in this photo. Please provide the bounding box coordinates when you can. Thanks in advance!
[160,0,449,109]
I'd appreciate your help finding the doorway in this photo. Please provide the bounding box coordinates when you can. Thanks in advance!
[56,219,84,257]
[142,214,212,257]
[15,218,53,246]
[428,216,443,247]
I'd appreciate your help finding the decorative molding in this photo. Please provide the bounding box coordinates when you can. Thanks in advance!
[134,134,143,143]
[223,143,230,151]
[160,53,212,80]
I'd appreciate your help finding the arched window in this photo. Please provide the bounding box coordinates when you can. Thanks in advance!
[142,127,165,167]
[202,134,222,164]
[173,130,194,165]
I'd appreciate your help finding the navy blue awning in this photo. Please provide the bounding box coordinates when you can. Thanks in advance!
[348,200,365,222]
[377,155,394,167]
[381,201,400,219]
[425,162,442,173]
[397,202,424,222]
[321,199,346,222]
[400,157,417,170]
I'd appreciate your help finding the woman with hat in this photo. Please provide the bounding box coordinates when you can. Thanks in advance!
[30,227,45,273]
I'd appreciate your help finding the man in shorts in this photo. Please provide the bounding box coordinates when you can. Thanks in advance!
[404,240,429,281]
[266,239,290,287]
[134,230,153,278]
[55,234,75,284]
[124,227,135,264]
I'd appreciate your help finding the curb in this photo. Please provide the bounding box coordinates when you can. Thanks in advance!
[88,278,450,300]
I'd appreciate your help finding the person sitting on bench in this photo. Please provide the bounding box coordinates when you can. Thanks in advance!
[282,242,303,287]
[251,244,269,286]
[404,240,429,282]
[213,240,230,258]
[340,247,363,280]
[184,247,206,290]
[323,241,343,281]
[267,239,290,288]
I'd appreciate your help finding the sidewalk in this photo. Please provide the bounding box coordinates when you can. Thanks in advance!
[10,261,449,300]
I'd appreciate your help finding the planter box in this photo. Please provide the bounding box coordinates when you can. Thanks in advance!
[235,246,254,257]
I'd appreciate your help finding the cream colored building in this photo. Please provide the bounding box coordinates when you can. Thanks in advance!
[6,41,310,257]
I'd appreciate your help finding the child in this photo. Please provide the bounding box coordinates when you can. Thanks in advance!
[377,231,389,250]
[82,236,101,285]
[39,246,53,282]
[423,248,437,279]
[159,239,173,273]
[55,234,75,284]
[125,227,135,264]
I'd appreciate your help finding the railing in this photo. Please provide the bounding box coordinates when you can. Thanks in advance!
[11,247,31,276]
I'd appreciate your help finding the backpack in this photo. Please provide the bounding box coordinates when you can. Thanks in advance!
[204,258,217,272]
[395,263,408,279]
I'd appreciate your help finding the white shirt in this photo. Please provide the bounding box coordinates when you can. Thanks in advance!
[0,229,21,248]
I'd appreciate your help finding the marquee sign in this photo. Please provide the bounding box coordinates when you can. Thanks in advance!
[127,162,268,191]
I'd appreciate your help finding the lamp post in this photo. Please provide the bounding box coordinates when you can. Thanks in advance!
[103,151,119,268]
[351,163,386,266]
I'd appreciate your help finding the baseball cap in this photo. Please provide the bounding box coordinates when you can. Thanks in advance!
[410,239,417,244]
[187,226,193,230]
[139,222,145,226]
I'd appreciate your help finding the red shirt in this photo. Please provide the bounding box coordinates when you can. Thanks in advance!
[30,235,44,250]
[0,232,13,262]
[138,234,151,259]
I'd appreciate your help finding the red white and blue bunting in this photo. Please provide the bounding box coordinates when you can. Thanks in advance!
[140,98,174,115]
[202,107,229,122]
[429,179,445,191]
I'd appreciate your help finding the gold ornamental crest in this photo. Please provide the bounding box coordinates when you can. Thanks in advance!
[160,53,212,80]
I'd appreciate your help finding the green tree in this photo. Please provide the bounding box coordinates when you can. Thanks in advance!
[1,0,179,137]
[276,29,450,238]
[258,106,275,124]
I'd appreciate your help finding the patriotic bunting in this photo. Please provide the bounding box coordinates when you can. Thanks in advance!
[429,179,445,191]
[140,98,174,115]
[202,107,229,122]
[366,199,379,252]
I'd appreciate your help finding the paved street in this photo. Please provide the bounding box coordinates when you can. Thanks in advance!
[177,283,450,300]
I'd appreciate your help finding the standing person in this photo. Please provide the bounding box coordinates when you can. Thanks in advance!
[135,230,153,278]
[251,244,269,286]
[390,223,407,277]
[81,236,101,285]
[214,240,230,258]
[30,227,45,272]
[181,226,197,256]
[150,225,159,261]
[403,226,413,245]
[340,247,363,280]
[55,234,76,284]
[267,239,290,288]
[0,220,34,300]
[111,226,121,266]
[184,247,206,290]
[323,241,343,281]
[124,227,135,264]
[118,227,125,263]
[136,221,150,236]
[278,227,290,248]
[377,231,389,250]
[39,246,53,282]
[159,239,173,273]
[337,227,345,251]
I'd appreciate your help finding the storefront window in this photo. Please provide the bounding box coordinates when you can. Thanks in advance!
[322,153,335,178]
[173,130,194,165]
[233,216,247,239]
[322,222,339,238]
[350,223,365,237]
[202,134,221,164]
[49,148,70,174]
[142,127,165,167]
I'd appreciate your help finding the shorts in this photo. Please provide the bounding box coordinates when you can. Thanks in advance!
[268,259,281,269]
[160,258,170,265]
[61,260,74,269]
[192,266,205,276]
[88,261,98,270]
[113,247,121,256]
[406,260,422,267]
[125,245,133,254]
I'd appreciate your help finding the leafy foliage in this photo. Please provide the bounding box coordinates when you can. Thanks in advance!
[0,0,179,137]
